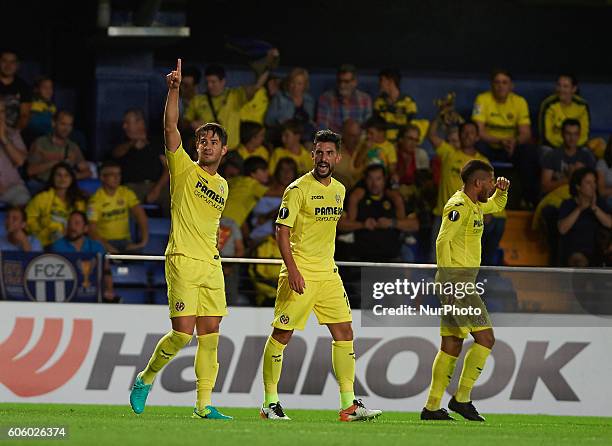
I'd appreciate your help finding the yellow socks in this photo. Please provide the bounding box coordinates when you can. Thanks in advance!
[332,340,356,409]
[194,333,220,410]
[456,343,491,403]
[140,330,192,385]
[262,336,286,406]
[425,350,458,411]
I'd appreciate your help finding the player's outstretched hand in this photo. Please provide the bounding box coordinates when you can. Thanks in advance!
[166,58,182,90]
[496,176,510,191]
[288,268,306,295]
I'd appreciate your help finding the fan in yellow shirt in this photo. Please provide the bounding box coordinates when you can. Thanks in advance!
[26,162,86,247]
[354,116,397,177]
[235,121,269,161]
[269,119,312,174]
[539,74,590,149]
[421,160,509,423]
[130,59,232,420]
[87,161,149,254]
[223,156,270,227]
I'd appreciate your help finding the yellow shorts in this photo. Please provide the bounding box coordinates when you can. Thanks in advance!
[440,325,492,339]
[272,273,352,330]
[439,293,492,339]
[165,254,227,318]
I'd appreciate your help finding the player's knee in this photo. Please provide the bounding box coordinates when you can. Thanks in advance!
[441,336,463,356]
[475,331,495,349]
[272,327,293,345]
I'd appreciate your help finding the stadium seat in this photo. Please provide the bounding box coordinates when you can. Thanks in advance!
[149,263,166,286]
[143,234,168,255]
[116,288,149,304]
[148,218,171,235]
[78,178,102,196]
[111,263,148,286]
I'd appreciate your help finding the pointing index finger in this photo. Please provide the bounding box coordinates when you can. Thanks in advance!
[177,58,182,73]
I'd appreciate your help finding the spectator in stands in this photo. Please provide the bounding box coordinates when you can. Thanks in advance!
[339,164,418,262]
[265,67,315,143]
[334,118,363,189]
[596,138,612,208]
[355,116,397,177]
[558,167,612,266]
[236,121,269,161]
[0,206,42,252]
[539,74,590,150]
[24,76,56,145]
[219,150,243,180]
[541,119,596,195]
[26,162,86,248]
[111,109,170,216]
[0,100,30,206]
[180,65,200,114]
[250,157,298,242]
[50,210,116,302]
[472,69,538,206]
[27,110,91,191]
[223,156,270,230]
[269,119,312,174]
[394,124,430,186]
[316,64,372,133]
[0,51,31,131]
[240,49,281,125]
[373,67,417,142]
[184,63,270,149]
[87,161,149,254]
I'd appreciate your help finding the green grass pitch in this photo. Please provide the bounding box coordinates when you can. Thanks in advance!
[1,403,611,446]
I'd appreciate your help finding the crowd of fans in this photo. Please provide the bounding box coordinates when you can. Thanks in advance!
[1,48,611,304]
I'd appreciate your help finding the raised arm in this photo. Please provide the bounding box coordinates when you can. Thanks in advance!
[164,59,182,153]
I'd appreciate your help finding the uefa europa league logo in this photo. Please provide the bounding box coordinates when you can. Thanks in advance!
[77,258,97,289]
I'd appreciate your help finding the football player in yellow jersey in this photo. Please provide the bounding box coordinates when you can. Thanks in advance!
[259,129,382,422]
[130,59,232,420]
[421,160,509,422]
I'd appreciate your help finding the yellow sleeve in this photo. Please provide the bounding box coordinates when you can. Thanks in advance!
[543,106,556,146]
[25,194,45,237]
[579,105,590,147]
[471,95,487,123]
[517,97,531,126]
[166,143,192,178]
[383,142,397,165]
[184,95,201,122]
[232,87,249,108]
[87,194,100,222]
[436,205,465,267]
[436,141,454,162]
[275,185,304,228]
[125,187,140,208]
[253,181,268,199]
[481,189,508,214]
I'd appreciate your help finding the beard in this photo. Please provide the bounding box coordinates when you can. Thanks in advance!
[314,162,333,179]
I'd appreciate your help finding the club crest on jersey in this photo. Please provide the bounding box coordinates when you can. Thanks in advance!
[219,184,225,195]
[448,210,460,222]
[279,207,289,219]
[335,193,341,204]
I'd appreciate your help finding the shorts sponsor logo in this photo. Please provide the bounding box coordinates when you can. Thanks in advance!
[279,207,289,219]
[279,314,290,324]
[175,301,185,312]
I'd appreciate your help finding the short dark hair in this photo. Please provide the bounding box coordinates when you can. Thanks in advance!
[100,160,121,171]
[239,121,264,145]
[204,64,226,80]
[195,122,228,146]
[313,129,342,152]
[379,67,401,88]
[459,119,479,135]
[569,167,596,197]
[53,110,73,121]
[69,210,89,226]
[490,68,513,82]
[558,73,578,87]
[243,156,268,176]
[7,206,26,222]
[282,119,304,136]
[34,76,52,89]
[182,65,201,84]
[363,116,387,132]
[364,163,386,178]
[461,159,493,184]
[337,64,357,77]
[561,118,581,133]
[397,124,421,140]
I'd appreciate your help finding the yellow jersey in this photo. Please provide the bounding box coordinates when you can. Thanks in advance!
[239,88,268,124]
[276,172,345,280]
[184,87,248,149]
[236,144,269,162]
[373,94,418,141]
[269,146,313,174]
[436,189,507,268]
[222,175,268,226]
[165,143,228,264]
[538,94,589,148]
[472,91,530,146]
[26,189,86,247]
[434,142,489,216]
[87,186,140,241]
[355,139,398,173]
